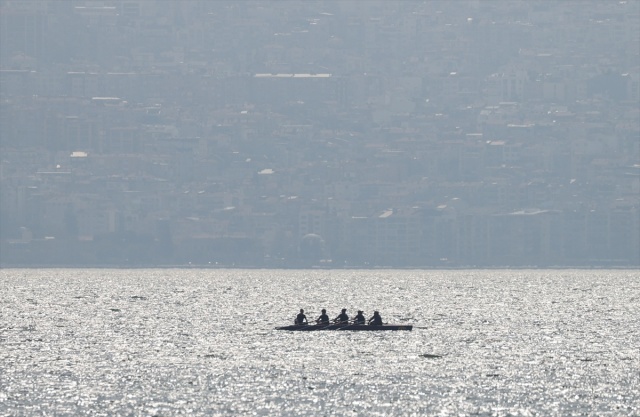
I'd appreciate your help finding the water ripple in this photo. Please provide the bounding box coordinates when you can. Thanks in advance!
[1,269,638,416]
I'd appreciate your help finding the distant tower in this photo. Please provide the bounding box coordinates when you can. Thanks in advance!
[299,233,326,265]
[156,218,173,259]
[0,2,48,63]
[500,68,528,101]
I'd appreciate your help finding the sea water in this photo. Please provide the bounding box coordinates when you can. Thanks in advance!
[1,269,638,416]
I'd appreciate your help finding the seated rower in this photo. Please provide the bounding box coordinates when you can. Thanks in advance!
[316,309,329,324]
[353,310,365,325]
[368,311,383,326]
[295,309,308,325]
[334,308,349,323]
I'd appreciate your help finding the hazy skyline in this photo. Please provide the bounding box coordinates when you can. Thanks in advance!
[1,0,638,267]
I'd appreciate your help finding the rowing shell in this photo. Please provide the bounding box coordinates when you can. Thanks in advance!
[275,324,412,331]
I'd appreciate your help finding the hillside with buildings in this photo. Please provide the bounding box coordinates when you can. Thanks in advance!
[1,0,638,267]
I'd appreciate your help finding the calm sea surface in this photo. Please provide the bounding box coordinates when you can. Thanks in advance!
[1,269,638,416]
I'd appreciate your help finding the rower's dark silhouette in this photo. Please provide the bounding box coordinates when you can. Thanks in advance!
[295,309,308,325]
[353,310,366,325]
[334,308,349,323]
[368,311,383,326]
[316,308,329,324]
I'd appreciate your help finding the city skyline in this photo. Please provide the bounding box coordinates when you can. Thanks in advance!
[1,0,638,267]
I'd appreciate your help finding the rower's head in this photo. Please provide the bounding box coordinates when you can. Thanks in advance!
[341,308,347,312]
[321,309,326,313]
[300,309,304,313]
[358,310,363,314]
[374,311,379,315]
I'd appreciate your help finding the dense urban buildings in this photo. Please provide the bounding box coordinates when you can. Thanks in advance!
[1,0,639,267]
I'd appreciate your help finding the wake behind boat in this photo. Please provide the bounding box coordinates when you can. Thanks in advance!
[275,323,412,331]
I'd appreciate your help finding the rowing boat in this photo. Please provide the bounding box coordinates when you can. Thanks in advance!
[275,323,412,331]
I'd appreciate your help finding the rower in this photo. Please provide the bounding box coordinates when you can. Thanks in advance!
[316,309,329,324]
[353,310,365,325]
[295,309,308,325]
[334,308,349,323]
[368,311,383,326]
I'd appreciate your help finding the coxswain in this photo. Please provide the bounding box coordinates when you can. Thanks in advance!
[334,308,349,323]
[353,310,365,325]
[316,308,330,324]
[368,311,383,326]
[295,309,308,325]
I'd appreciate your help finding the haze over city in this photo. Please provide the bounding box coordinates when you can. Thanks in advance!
[1,0,639,268]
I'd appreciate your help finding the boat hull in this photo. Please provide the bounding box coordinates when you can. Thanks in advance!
[275,324,412,331]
